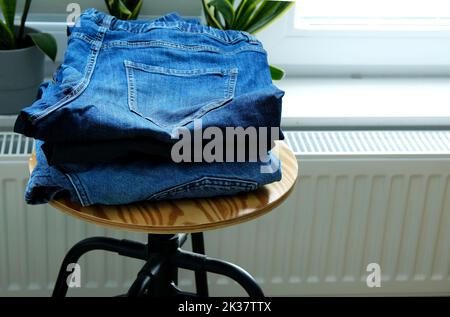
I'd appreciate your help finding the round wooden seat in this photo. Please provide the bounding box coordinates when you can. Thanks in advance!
[29,141,298,234]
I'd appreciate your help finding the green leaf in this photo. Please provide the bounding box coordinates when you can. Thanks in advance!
[18,0,31,46]
[209,0,235,27]
[242,1,278,31]
[245,1,294,34]
[117,0,132,19]
[28,32,57,61]
[233,0,263,29]
[213,6,222,25]
[0,0,16,31]
[105,0,113,12]
[234,0,248,14]
[0,19,15,49]
[120,0,143,19]
[269,64,285,81]
[129,0,143,20]
[105,0,133,20]
[202,0,224,29]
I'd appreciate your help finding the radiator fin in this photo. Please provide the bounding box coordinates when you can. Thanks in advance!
[284,131,450,155]
[1,131,450,296]
[0,133,34,158]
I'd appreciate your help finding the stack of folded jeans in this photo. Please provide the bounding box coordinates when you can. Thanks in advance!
[14,8,285,206]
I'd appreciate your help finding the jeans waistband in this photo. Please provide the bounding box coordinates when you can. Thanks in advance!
[81,8,259,44]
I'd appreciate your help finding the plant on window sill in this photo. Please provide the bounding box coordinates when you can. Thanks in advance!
[201,0,294,80]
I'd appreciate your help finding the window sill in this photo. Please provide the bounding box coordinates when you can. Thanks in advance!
[278,77,450,129]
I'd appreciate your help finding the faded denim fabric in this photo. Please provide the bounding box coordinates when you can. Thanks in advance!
[15,9,284,206]
[14,9,284,148]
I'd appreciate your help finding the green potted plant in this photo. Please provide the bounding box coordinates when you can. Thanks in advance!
[0,0,57,115]
[202,0,294,80]
[104,0,144,20]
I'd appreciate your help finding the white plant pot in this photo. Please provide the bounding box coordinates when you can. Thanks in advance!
[0,39,45,115]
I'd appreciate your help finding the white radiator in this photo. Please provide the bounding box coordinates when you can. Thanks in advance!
[1,131,450,296]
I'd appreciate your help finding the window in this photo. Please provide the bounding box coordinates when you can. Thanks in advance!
[256,1,450,77]
[295,0,450,30]
[254,1,450,127]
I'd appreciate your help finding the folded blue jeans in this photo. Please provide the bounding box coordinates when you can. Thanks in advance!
[18,9,284,206]
[14,9,284,156]
[27,140,281,206]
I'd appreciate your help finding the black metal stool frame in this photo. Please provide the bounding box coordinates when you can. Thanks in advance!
[52,233,264,297]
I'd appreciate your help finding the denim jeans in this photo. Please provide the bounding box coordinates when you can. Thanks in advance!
[17,9,284,206]
[14,9,284,158]
[27,140,281,206]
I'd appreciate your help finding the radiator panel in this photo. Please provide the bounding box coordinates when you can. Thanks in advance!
[1,131,450,296]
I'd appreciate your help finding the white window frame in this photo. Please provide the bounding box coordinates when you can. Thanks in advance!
[257,5,450,77]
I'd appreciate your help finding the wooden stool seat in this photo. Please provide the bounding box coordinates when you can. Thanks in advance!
[29,141,298,234]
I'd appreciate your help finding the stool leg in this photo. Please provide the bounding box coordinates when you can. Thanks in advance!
[172,249,264,298]
[127,272,153,297]
[52,237,147,297]
[127,261,159,297]
[191,233,209,297]
[204,257,264,297]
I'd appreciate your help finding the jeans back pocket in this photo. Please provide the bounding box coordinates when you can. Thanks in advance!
[147,176,258,201]
[124,60,238,129]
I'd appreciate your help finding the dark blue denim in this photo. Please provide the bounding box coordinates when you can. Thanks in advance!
[27,140,281,206]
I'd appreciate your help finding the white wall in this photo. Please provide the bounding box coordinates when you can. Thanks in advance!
[17,0,202,17]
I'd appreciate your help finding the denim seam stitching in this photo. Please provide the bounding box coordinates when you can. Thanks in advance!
[176,68,237,126]
[87,9,259,45]
[180,28,246,45]
[148,180,258,200]
[163,70,234,127]
[160,178,259,190]
[126,65,161,127]
[175,98,231,128]
[69,32,97,44]
[125,60,228,76]
[30,25,109,123]
[126,64,162,127]
[75,174,92,206]
[226,69,238,99]
[102,40,266,54]
[125,63,237,128]
[151,184,255,199]
[146,176,258,200]
[110,24,180,34]
[125,62,137,113]
[162,183,257,194]
[109,21,245,45]
[64,173,90,207]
